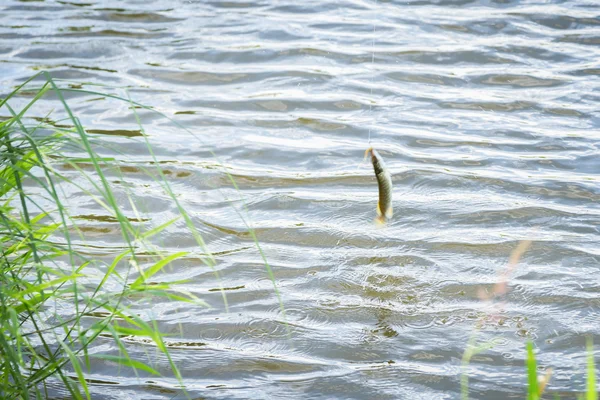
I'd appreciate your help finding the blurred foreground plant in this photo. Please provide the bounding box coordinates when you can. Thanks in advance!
[0,73,214,399]
[460,239,597,399]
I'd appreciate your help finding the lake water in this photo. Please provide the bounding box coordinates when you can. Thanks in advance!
[1,0,599,398]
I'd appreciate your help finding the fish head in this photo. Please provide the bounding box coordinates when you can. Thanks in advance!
[363,147,373,162]
[368,148,386,175]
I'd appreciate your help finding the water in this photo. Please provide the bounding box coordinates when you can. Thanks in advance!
[2,0,600,398]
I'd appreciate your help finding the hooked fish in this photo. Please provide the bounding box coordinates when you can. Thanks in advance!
[365,147,393,224]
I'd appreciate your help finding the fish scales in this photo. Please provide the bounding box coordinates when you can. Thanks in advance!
[366,147,393,224]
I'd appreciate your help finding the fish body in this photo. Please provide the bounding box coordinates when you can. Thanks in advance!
[365,147,393,224]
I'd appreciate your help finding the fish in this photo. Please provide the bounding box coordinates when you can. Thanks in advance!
[365,147,393,224]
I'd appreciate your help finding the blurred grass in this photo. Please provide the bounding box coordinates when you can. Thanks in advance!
[526,341,540,400]
[587,337,597,400]
[461,239,597,399]
[0,72,281,398]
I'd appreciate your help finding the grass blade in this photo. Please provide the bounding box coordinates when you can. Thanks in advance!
[131,251,188,289]
[587,336,597,400]
[527,341,539,400]
[91,355,160,376]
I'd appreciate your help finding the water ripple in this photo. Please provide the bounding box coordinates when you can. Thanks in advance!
[3,0,600,398]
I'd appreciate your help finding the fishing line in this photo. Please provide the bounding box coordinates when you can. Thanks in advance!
[363,18,393,225]
[358,23,376,171]
[367,24,375,145]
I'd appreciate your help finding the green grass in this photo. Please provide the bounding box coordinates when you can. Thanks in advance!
[460,239,597,399]
[586,337,597,400]
[526,341,540,400]
[461,327,597,399]
[524,338,597,400]
[0,72,281,399]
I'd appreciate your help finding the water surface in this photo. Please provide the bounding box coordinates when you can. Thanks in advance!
[1,0,599,398]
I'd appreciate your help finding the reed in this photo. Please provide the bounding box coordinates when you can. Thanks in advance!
[0,72,278,398]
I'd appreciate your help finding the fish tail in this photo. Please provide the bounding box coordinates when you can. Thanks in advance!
[385,205,393,219]
[374,214,387,225]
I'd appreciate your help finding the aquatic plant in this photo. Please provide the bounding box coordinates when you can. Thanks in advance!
[0,72,240,399]
[460,239,597,399]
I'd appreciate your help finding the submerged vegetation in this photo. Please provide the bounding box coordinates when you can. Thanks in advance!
[0,73,596,398]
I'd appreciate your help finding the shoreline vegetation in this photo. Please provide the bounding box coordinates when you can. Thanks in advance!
[0,73,596,399]
[0,73,226,399]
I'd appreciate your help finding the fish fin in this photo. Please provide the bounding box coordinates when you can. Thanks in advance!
[375,215,386,225]
[376,201,382,216]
